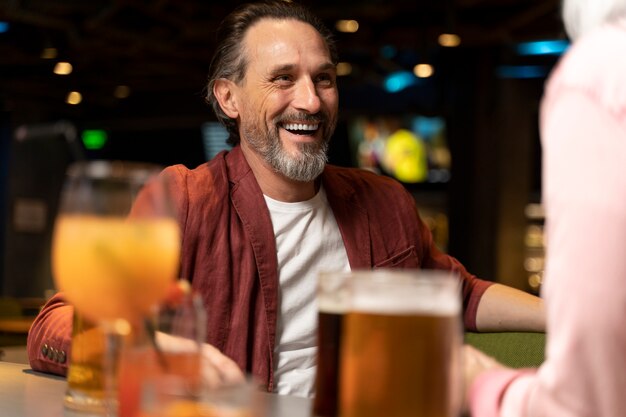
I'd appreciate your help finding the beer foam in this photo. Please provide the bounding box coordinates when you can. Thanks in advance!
[318,289,350,313]
[351,279,461,316]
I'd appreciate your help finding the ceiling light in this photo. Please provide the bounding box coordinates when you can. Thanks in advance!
[438,33,461,47]
[335,20,359,33]
[54,62,73,75]
[41,47,58,59]
[384,71,418,93]
[336,62,352,76]
[66,91,82,105]
[413,64,434,78]
[114,85,131,99]
[516,40,569,56]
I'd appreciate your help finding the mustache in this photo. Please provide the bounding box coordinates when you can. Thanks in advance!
[275,112,327,125]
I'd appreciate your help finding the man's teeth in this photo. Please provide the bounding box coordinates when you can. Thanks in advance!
[283,123,319,131]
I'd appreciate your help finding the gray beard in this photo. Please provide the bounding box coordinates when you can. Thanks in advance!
[242,125,329,182]
[266,139,328,182]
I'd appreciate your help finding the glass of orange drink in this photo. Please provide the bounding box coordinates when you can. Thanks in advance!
[52,160,181,416]
[118,288,206,417]
[137,376,262,417]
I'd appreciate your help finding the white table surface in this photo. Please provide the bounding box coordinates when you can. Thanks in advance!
[0,361,312,417]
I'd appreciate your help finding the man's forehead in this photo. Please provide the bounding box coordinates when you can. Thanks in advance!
[246,17,311,37]
[243,18,329,60]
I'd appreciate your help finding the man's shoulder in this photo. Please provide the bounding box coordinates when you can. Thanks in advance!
[164,151,228,179]
[162,153,231,200]
[324,164,407,193]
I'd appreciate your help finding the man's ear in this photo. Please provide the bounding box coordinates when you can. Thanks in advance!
[213,79,239,119]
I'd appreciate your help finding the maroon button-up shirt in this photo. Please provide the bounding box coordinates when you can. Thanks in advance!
[28,146,491,390]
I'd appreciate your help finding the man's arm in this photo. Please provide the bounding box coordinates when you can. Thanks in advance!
[27,292,72,376]
[28,289,245,385]
[475,283,545,332]
[414,207,545,332]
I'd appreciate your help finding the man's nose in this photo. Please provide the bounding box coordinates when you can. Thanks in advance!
[292,78,321,113]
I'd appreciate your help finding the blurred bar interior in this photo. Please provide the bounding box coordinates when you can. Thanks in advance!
[0,0,564,319]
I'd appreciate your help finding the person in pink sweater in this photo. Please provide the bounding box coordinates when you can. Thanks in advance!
[465,1,626,416]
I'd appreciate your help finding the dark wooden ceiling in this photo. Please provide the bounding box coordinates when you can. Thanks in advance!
[0,0,564,128]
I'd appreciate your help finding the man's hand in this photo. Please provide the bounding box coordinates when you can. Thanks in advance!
[200,342,246,388]
[159,279,246,388]
[155,331,245,388]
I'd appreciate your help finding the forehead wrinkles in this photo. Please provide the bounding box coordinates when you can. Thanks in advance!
[242,18,330,74]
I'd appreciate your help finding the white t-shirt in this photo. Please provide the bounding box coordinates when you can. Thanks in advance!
[264,185,350,397]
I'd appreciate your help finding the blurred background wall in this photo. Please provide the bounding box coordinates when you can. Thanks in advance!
[0,0,560,301]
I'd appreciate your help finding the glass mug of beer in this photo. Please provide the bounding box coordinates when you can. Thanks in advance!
[314,269,462,417]
[313,270,352,417]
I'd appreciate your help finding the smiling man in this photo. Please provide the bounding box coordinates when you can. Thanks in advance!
[209,7,339,201]
[28,0,545,398]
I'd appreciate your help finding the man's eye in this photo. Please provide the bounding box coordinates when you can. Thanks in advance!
[273,75,292,83]
[316,74,335,86]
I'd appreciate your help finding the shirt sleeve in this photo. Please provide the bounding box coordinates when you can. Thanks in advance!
[470,84,626,417]
[27,292,73,376]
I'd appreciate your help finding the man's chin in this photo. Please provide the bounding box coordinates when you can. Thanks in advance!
[272,152,327,182]
[280,135,319,151]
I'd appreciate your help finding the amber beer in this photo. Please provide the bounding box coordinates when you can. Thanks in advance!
[313,271,351,417]
[339,271,462,417]
[313,310,344,417]
[64,311,106,412]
